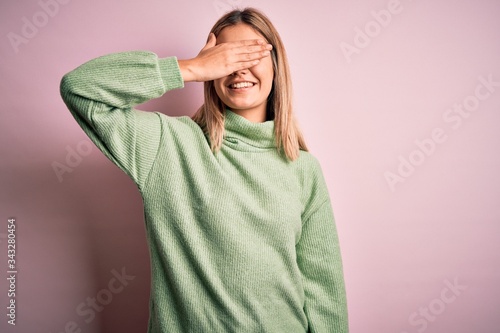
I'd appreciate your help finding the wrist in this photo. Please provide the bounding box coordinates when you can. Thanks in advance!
[158,56,185,90]
[178,59,197,82]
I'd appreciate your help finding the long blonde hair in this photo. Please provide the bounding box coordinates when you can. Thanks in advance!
[191,7,308,160]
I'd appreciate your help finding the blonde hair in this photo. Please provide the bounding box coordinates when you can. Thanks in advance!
[191,7,308,161]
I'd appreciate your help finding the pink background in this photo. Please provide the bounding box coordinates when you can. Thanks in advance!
[1,0,499,332]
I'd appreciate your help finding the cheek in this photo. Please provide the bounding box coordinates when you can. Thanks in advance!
[214,79,226,98]
[254,61,274,90]
[214,79,223,89]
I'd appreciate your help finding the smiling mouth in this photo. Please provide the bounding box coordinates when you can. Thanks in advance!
[228,82,256,89]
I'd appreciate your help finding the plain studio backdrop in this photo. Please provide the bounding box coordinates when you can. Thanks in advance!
[1,0,499,332]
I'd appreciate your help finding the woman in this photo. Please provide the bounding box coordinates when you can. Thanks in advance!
[60,7,348,333]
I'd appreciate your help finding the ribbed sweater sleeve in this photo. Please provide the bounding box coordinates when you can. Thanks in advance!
[59,51,184,188]
[297,160,349,332]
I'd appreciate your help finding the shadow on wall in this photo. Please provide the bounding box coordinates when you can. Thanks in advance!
[5,151,153,332]
[52,84,206,332]
[15,57,204,333]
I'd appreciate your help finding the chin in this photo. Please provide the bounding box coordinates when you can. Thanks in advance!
[225,100,257,110]
[228,103,255,110]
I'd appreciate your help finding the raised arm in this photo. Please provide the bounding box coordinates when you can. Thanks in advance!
[60,51,184,188]
[59,36,272,188]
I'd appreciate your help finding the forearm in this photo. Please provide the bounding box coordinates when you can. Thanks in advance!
[298,199,349,332]
[60,51,184,110]
[177,59,198,82]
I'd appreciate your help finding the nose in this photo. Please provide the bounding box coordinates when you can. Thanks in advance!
[231,68,249,76]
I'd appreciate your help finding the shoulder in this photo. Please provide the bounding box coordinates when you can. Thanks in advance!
[291,150,332,216]
[153,113,203,135]
[151,112,209,149]
[293,150,325,180]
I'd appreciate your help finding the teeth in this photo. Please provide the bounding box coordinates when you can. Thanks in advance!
[230,82,254,89]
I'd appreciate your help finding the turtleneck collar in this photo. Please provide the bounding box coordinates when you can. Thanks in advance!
[223,109,276,150]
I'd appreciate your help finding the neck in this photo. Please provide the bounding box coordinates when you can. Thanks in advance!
[223,109,276,150]
[230,105,267,123]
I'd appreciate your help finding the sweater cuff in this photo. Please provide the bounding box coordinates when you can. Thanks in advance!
[158,56,185,91]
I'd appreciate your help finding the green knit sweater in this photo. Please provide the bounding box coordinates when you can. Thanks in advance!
[60,51,348,333]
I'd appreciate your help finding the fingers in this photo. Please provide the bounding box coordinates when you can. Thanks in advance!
[229,40,273,65]
[235,47,272,65]
[233,50,271,65]
[200,33,217,52]
[232,59,262,72]
[234,39,273,53]
[192,36,273,81]
[237,38,268,46]
[235,43,273,55]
